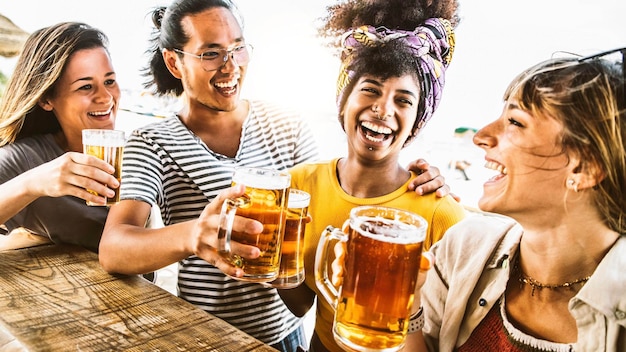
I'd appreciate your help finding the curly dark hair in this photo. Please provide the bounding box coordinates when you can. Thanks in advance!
[319,0,460,45]
[325,0,459,145]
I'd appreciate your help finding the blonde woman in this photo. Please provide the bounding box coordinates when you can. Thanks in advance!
[411,48,626,351]
[0,22,120,252]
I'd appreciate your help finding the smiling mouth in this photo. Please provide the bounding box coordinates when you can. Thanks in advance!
[484,160,508,181]
[214,77,238,95]
[360,121,393,143]
[88,109,113,117]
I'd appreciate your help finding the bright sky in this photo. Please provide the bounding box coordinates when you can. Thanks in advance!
[1,0,625,206]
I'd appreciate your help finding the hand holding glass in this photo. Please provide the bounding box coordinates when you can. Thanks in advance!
[81,129,125,206]
[217,167,291,282]
[315,205,427,352]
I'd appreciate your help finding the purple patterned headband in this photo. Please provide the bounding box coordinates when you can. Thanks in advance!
[337,18,455,130]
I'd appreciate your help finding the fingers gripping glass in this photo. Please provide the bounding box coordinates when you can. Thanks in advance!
[173,44,253,71]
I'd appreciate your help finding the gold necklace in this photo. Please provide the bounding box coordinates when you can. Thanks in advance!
[514,256,591,296]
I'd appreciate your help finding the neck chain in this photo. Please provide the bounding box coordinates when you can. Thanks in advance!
[514,256,591,296]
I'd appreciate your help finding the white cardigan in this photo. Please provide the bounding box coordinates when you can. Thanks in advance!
[422,212,626,351]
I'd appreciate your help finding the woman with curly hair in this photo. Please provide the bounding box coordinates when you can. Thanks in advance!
[278,0,463,351]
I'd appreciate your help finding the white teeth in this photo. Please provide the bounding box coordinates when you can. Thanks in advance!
[365,134,384,143]
[89,110,110,116]
[215,78,238,88]
[484,161,508,175]
[361,121,392,135]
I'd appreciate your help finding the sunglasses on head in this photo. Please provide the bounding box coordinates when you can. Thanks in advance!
[578,47,626,103]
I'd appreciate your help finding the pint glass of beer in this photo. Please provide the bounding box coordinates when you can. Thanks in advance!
[266,189,310,289]
[315,206,427,352]
[81,129,125,206]
[217,167,291,282]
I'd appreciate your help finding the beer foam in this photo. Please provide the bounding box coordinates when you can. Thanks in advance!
[233,168,291,189]
[353,216,426,244]
[288,190,310,208]
[82,130,125,147]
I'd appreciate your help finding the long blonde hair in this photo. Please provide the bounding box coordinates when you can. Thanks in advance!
[505,51,626,234]
[0,22,109,146]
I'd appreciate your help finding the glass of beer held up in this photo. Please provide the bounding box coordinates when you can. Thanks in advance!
[266,189,310,289]
[81,129,125,206]
[315,205,427,352]
[217,167,291,282]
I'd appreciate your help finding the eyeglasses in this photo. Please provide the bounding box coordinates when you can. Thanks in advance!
[578,47,626,89]
[173,44,253,71]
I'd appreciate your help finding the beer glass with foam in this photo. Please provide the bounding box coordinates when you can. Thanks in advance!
[315,205,427,352]
[266,189,310,289]
[217,167,291,282]
[81,129,125,206]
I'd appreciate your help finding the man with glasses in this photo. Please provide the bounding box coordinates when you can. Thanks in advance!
[98,0,451,350]
[173,44,253,71]
[100,2,313,350]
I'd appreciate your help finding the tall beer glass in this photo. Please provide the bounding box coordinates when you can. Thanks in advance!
[266,189,310,289]
[315,205,427,352]
[81,129,125,206]
[217,167,291,282]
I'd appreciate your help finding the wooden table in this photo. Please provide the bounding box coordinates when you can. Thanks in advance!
[0,244,278,352]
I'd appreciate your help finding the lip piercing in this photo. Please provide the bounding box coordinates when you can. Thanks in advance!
[368,147,373,151]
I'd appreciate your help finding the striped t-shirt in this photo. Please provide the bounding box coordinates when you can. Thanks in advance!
[120,99,319,344]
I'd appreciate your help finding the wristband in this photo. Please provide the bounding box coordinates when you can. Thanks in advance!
[408,306,424,333]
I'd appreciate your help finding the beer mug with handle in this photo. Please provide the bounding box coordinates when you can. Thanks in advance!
[315,205,427,352]
[217,167,291,283]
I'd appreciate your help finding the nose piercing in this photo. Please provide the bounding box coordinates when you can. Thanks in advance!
[372,105,386,120]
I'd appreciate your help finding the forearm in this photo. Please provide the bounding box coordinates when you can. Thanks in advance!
[99,221,193,275]
[0,172,41,224]
[403,331,428,351]
[99,200,194,274]
[100,186,264,278]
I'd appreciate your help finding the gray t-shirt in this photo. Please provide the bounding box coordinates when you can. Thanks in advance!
[0,134,107,252]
